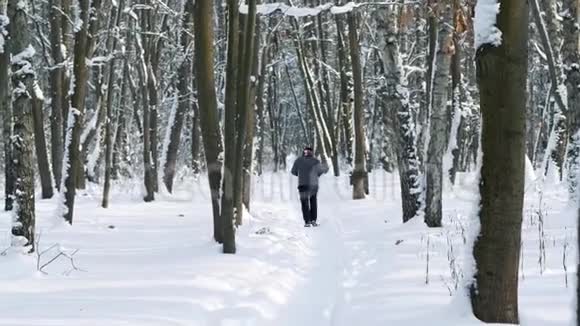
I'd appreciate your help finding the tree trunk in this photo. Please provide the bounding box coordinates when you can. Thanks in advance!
[112,61,130,180]
[0,0,14,212]
[425,1,453,227]
[347,12,366,200]
[63,0,91,224]
[449,0,464,185]
[221,0,241,254]
[233,0,257,226]
[193,0,224,244]
[376,6,422,222]
[191,100,201,175]
[135,29,155,202]
[531,0,568,180]
[163,0,194,193]
[7,0,36,252]
[48,0,65,190]
[242,12,261,211]
[102,0,125,208]
[562,0,580,194]
[336,15,353,168]
[31,89,54,199]
[470,0,528,322]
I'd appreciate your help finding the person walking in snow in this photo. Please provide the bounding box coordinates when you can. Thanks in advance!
[291,147,329,227]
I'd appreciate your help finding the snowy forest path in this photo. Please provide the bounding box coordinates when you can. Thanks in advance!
[272,196,347,326]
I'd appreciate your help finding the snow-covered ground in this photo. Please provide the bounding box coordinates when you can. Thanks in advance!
[0,170,576,326]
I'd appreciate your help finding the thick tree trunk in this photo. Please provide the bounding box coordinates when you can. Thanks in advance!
[7,0,36,252]
[48,0,65,190]
[425,1,453,227]
[63,0,91,224]
[376,7,422,222]
[163,0,194,193]
[0,0,13,212]
[347,12,366,200]
[193,0,224,244]
[470,0,528,322]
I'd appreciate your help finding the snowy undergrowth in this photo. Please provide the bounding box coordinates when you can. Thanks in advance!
[0,170,576,326]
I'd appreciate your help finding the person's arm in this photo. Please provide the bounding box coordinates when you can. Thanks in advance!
[291,159,299,176]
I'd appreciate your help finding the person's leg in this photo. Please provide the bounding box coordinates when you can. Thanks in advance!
[298,187,311,224]
[309,190,318,223]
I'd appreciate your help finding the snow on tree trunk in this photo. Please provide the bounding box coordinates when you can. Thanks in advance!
[31,85,54,199]
[470,0,528,322]
[63,0,91,224]
[376,6,422,223]
[347,11,366,200]
[425,1,454,228]
[7,0,36,253]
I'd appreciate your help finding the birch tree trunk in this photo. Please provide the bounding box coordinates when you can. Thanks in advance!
[425,1,453,227]
[347,11,366,200]
[470,0,528,322]
[7,0,36,252]
[193,0,224,244]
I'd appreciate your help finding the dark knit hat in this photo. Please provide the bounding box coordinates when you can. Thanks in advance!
[304,146,313,151]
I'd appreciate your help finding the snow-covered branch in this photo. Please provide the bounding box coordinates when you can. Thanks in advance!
[474,0,502,50]
[240,1,416,17]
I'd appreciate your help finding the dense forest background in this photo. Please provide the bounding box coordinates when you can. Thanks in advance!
[0,0,578,323]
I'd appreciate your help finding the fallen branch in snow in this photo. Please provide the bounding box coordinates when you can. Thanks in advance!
[34,234,85,275]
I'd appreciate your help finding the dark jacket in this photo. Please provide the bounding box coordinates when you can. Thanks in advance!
[291,155,329,187]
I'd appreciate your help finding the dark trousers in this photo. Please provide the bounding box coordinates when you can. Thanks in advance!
[298,185,318,223]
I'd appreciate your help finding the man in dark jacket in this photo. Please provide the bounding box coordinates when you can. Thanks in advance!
[291,147,329,227]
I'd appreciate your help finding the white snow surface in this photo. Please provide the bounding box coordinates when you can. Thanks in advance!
[474,0,502,50]
[0,170,576,326]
